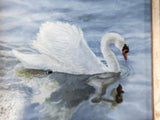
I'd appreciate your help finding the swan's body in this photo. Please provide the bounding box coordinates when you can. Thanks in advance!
[12,22,128,75]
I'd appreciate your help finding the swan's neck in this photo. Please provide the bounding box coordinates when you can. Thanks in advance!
[101,34,120,72]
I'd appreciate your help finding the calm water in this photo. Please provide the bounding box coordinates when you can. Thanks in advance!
[0,0,152,120]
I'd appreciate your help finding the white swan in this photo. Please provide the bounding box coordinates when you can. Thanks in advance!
[12,22,129,75]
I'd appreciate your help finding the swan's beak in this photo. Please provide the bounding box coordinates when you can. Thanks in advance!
[122,44,129,61]
[122,49,127,60]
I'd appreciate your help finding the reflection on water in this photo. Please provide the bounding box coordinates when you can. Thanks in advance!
[41,73,94,120]
[14,68,123,120]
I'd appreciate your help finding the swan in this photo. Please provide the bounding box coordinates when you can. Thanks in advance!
[12,22,129,75]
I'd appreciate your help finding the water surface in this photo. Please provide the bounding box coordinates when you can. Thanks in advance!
[0,0,152,120]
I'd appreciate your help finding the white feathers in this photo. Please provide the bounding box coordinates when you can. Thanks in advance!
[13,22,107,74]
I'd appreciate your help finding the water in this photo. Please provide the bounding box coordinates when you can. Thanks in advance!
[0,0,152,120]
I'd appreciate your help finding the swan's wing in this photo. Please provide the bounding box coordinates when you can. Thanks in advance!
[31,22,107,74]
[32,22,83,69]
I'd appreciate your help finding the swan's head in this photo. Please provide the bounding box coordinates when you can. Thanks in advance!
[101,33,129,60]
[114,34,129,61]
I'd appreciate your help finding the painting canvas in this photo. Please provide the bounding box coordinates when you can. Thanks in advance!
[0,0,152,120]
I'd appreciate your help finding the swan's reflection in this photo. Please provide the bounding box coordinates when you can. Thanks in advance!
[46,72,121,107]
[42,72,122,119]
[47,73,95,108]
[15,69,123,119]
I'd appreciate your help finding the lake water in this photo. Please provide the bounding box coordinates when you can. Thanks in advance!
[0,0,152,120]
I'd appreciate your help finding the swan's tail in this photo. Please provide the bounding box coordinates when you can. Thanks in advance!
[12,50,67,72]
[12,50,83,74]
[12,50,50,70]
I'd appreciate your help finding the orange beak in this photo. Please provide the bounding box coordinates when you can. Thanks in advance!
[122,49,127,60]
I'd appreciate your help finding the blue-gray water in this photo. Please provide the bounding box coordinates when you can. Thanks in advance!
[0,0,152,120]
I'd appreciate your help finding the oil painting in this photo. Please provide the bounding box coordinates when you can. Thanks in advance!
[0,0,152,120]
